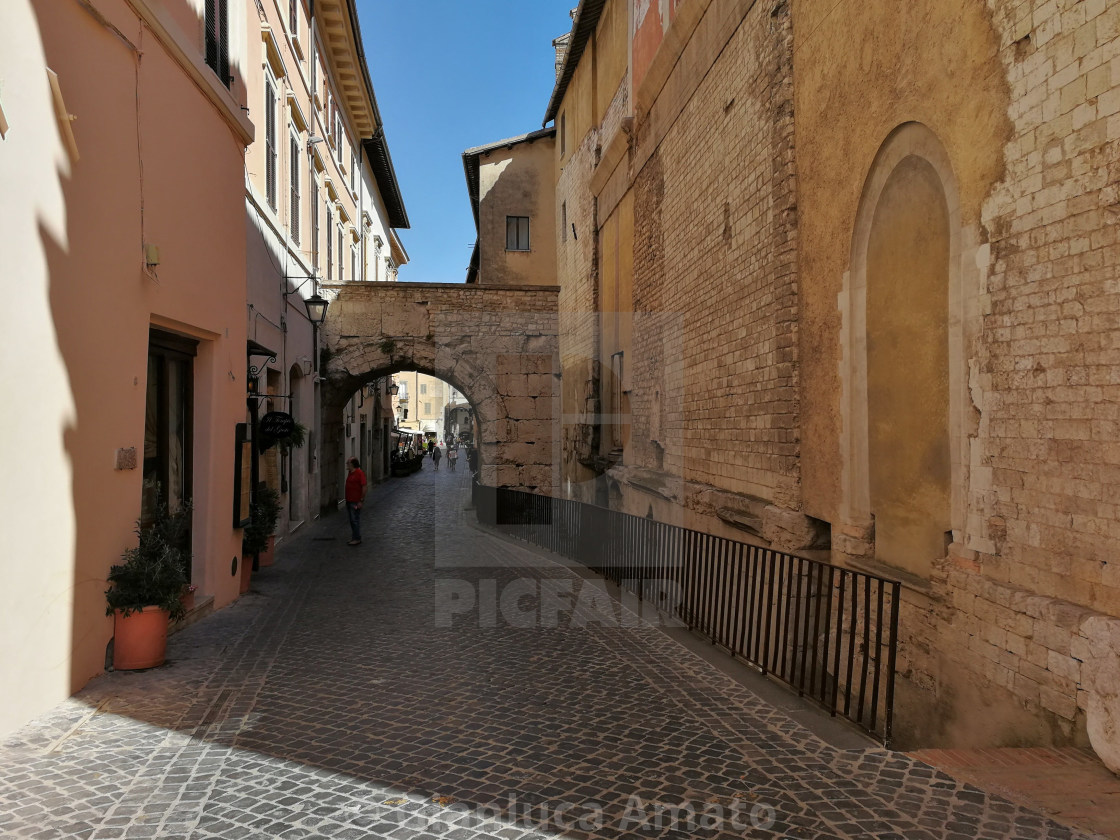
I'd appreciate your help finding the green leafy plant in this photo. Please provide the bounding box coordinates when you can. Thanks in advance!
[106,499,192,622]
[279,421,307,452]
[242,485,282,557]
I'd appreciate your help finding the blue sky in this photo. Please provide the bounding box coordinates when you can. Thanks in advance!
[358,1,574,284]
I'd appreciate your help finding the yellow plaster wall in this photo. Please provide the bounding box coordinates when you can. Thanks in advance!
[478,137,557,286]
[594,0,629,126]
[866,156,952,579]
[791,0,1011,522]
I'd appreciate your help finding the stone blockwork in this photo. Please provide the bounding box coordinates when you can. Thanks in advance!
[548,0,1120,759]
[318,282,560,504]
[790,0,1120,756]
[975,0,1120,617]
[931,0,1120,757]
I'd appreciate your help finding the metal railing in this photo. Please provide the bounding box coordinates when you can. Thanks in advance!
[473,482,901,746]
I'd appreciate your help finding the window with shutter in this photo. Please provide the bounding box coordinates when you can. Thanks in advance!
[205,0,230,88]
[289,134,300,244]
[326,208,333,280]
[265,78,277,209]
[361,231,368,281]
[338,228,345,282]
[289,0,298,34]
[311,180,319,269]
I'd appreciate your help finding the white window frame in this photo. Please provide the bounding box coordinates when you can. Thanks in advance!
[338,226,345,282]
[289,129,301,244]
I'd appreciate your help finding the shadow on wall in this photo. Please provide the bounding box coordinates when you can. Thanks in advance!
[0,0,250,738]
[1,0,75,739]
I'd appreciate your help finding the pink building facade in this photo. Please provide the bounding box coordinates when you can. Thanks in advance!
[0,0,253,737]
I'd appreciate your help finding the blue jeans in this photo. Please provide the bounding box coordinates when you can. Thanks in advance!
[346,501,362,542]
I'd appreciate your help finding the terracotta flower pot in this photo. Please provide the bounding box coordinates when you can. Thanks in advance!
[258,535,275,567]
[239,553,252,594]
[180,586,196,613]
[112,606,170,670]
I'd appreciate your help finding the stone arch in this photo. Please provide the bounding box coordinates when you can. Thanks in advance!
[314,282,561,512]
[840,122,979,578]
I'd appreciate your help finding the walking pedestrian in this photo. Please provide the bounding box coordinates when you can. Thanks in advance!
[447,444,458,471]
[432,444,442,471]
[345,457,366,546]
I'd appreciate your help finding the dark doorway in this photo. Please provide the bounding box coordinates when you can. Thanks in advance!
[142,328,196,573]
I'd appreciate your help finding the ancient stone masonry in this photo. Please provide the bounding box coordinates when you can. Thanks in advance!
[546,0,1120,759]
[788,0,1120,758]
[555,105,609,494]
[961,0,1120,768]
[318,282,560,504]
[630,0,800,516]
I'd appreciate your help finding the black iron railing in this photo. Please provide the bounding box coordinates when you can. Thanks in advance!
[473,482,901,746]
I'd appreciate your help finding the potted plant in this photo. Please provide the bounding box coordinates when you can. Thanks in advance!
[180,583,197,613]
[277,420,307,453]
[242,484,281,581]
[105,500,191,670]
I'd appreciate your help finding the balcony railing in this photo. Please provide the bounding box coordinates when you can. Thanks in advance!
[473,482,901,746]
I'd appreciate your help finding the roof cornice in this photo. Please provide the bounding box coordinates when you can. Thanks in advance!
[316,0,409,228]
[544,0,608,125]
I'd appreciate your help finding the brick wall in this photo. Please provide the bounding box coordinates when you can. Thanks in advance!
[932,0,1120,750]
[636,0,798,510]
[555,70,609,498]
[975,0,1120,618]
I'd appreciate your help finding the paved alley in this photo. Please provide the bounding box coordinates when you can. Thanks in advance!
[0,466,1106,840]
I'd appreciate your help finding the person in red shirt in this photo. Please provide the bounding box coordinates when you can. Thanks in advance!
[344,457,367,546]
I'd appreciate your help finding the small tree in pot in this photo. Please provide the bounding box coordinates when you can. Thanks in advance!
[105,499,191,670]
[242,484,282,580]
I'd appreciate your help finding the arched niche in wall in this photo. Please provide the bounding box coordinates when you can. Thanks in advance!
[841,122,975,579]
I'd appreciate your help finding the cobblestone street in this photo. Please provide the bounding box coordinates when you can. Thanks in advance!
[0,466,1105,840]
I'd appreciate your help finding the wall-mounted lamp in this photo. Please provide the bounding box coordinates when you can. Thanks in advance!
[247,340,277,395]
[304,292,328,324]
[388,381,400,397]
[283,276,329,324]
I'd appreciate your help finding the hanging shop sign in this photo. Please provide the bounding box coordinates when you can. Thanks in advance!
[259,411,295,439]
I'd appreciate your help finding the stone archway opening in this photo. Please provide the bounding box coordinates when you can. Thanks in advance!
[316,282,560,512]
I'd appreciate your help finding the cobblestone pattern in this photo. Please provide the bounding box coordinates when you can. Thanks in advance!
[0,467,1102,839]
